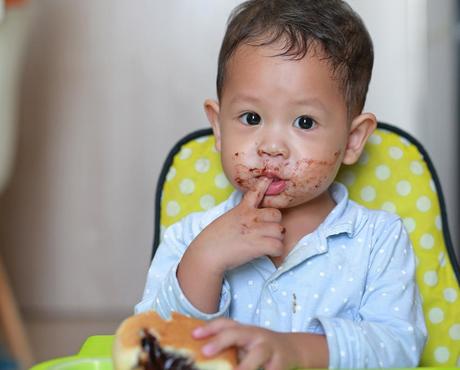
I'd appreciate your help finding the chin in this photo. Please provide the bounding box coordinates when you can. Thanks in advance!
[261,191,323,210]
[261,195,297,209]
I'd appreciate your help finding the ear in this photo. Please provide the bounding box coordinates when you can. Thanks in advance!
[204,99,221,152]
[342,113,377,165]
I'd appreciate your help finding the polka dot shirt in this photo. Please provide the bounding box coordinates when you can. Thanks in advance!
[136,183,427,369]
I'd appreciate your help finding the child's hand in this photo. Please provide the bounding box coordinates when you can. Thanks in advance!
[177,177,285,313]
[188,177,285,274]
[193,318,304,370]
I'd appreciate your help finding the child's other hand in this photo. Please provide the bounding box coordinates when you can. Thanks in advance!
[193,318,298,370]
[188,177,285,274]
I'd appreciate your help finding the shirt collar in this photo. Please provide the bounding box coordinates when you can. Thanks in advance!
[280,182,362,274]
[319,182,360,239]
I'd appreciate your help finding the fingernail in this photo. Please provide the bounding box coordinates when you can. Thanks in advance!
[202,344,216,356]
[192,327,204,337]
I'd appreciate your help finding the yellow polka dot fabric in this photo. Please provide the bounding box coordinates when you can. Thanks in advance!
[159,125,460,367]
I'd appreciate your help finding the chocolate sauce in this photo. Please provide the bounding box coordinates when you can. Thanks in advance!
[138,329,198,370]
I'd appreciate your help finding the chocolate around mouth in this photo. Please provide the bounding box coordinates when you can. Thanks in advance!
[139,329,198,370]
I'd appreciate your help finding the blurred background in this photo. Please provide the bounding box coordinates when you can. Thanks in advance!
[0,0,458,367]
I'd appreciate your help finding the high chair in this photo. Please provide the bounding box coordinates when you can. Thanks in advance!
[155,122,460,368]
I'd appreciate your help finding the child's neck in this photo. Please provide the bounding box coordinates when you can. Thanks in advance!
[270,190,336,268]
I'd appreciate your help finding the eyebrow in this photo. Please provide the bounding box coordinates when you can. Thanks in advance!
[229,94,327,112]
[229,94,262,106]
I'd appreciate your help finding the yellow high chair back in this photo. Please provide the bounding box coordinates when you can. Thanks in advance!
[154,122,460,367]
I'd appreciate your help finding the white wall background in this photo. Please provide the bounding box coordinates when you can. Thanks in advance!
[350,0,458,248]
[0,0,457,320]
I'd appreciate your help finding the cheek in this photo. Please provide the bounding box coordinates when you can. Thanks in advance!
[288,151,342,193]
[221,151,259,191]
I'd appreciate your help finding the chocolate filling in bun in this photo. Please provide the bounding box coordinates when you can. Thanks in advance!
[138,329,198,370]
[113,311,237,370]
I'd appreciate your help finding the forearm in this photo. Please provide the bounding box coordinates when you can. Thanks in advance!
[284,332,329,369]
[177,242,225,314]
[135,237,227,318]
[316,316,425,368]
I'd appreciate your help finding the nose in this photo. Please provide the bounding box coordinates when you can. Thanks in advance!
[257,133,289,159]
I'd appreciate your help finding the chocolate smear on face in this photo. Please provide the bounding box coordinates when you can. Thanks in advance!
[139,329,198,370]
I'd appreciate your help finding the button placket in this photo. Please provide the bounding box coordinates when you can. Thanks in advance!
[269,281,279,291]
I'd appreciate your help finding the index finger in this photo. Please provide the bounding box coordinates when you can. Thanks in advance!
[242,177,272,208]
[193,318,238,339]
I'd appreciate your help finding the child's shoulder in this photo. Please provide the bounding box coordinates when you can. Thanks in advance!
[330,182,403,233]
[350,196,401,221]
[346,196,407,239]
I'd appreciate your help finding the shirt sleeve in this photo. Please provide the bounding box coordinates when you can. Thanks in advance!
[313,217,427,369]
[134,217,231,320]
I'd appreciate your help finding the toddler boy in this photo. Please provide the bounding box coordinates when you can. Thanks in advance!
[136,0,427,369]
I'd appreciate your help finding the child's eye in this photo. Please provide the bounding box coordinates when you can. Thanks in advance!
[240,112,261,126]
[294,116,316,130]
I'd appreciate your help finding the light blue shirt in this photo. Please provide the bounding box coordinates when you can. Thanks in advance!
[136,182,426,369]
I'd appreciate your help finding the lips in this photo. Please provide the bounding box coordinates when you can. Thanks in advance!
[262,171,287,196]
[266,178,287,195]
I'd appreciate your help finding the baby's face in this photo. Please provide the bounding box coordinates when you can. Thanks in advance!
[209,43,351,209]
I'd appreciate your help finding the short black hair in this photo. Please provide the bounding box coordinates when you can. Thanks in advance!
[217,0,374,118]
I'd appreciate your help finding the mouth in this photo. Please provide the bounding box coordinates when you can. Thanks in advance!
[262,170,282,179]
[260,170,287,196]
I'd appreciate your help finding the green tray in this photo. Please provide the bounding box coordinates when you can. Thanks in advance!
[29,335,454,370]
[30,336,114,370]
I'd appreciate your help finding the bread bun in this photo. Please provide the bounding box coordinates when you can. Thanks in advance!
[112,311,237,370]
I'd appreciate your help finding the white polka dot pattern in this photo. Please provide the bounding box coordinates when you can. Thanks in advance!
[429,307,444,324]
[360,186,376,202]
[443,288,458,303]
[166,167,176,182]
[375,165,391,180]
[389,146,403,159]
[434,347,449,363]
[179,178,195,195]
[396,180,412,196]
[178,147,192,160]
[381,201,396,214]
[449,324,460,340]
[195,158,210,173]
[160,128,460,366]
[416,196,432,212]
[200,194,215,210]
[424,271,438,287]
[214,172,230,189]
[410,160,424,175]
[166,201,180,217]
[368,133,382,145]
[420,234,434,249]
